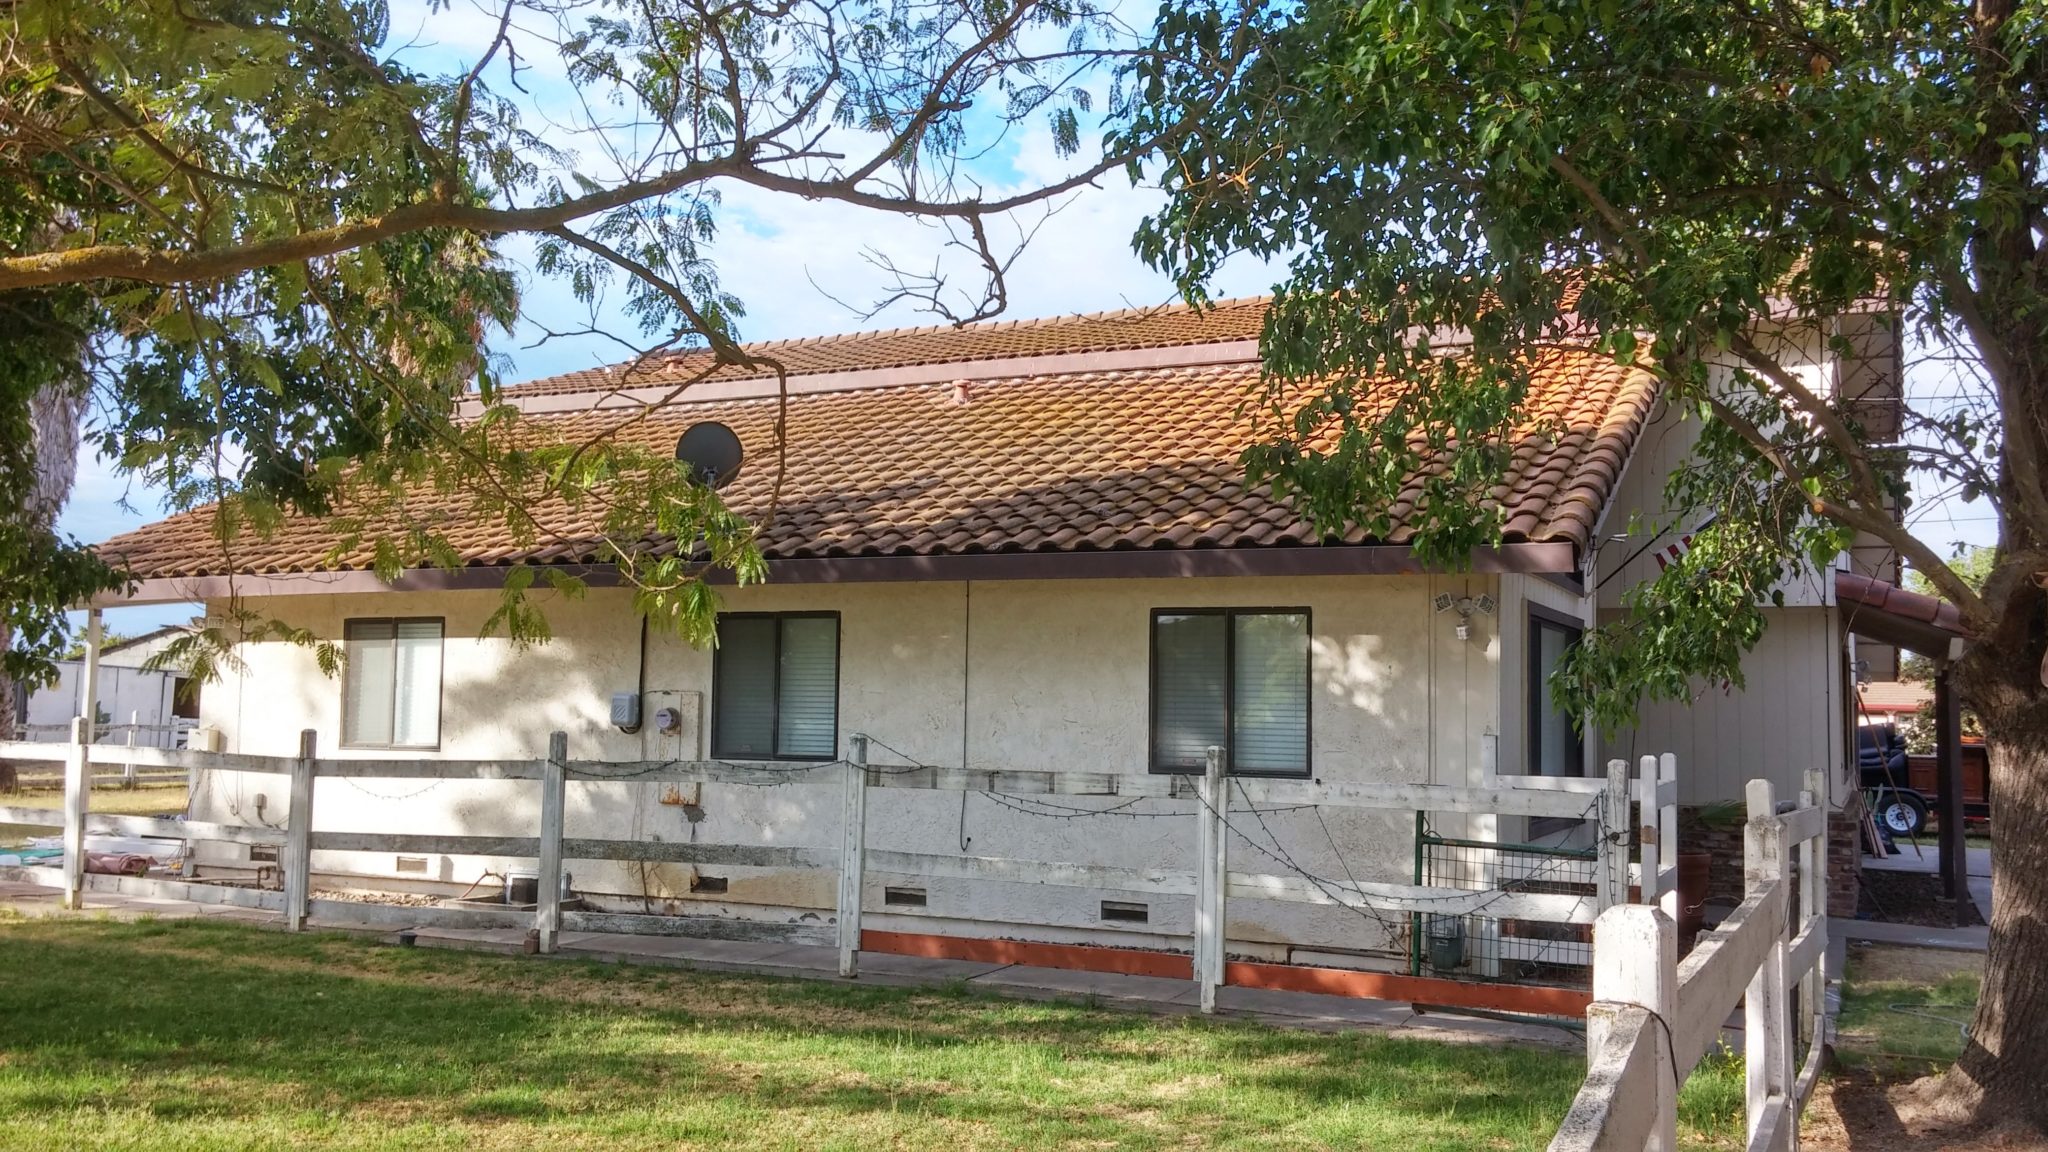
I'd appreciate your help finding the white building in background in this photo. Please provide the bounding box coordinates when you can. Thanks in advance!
[20,626,200,748]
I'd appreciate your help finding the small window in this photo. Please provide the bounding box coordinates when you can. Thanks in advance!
[342,618,443,749]
[713,613,840,760]
[1150,609,1310,776]
[1528,608,1585,777]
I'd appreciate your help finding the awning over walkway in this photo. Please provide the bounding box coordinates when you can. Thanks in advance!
[1834,569,1977,912]
[1836,569,1968,657]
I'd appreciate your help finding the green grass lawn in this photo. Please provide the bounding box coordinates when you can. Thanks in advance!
[1834,943,1982,1074]
[0,783,187,847]
[0,916,1745,1150]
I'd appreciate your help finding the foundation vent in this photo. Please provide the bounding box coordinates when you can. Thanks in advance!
[1100,900,1149,924]
[690,873,728,894]
[247,845,278,864]
[884,886,927,907]
[394,856,429,875]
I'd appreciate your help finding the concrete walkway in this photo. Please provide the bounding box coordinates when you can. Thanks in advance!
[0,881,1576,1048]
[1829,916,1988,953]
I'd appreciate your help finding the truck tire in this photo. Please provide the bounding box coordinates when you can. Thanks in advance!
[1876,790,1928,838]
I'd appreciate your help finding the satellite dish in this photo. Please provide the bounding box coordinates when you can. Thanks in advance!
[674,421,743,488]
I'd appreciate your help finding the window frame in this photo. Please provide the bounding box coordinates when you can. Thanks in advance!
[1146,606,1313,778]
[1524,603,1586,779]
[340,616,446,752]
[711,611,843,762]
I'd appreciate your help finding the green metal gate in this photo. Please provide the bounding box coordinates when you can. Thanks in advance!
[1410,814,1598,990]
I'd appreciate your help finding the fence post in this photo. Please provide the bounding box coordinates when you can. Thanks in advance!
[61,716,90,910]
[123,711,138,789]
[1589,903,1678,1152]
[536,731,568,954]
[1597,758,1630,910]
[78,607,102,745]
[1801,767,1828,1052]
[1744,779,1792,1150]
[1195,745,1227,1013]
[838,734,870,978]
[1636,755,1659,913]
[1658,754,1679,923]
[282,729,316,931]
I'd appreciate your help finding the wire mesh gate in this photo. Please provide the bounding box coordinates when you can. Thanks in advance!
[1409,814,1598,992]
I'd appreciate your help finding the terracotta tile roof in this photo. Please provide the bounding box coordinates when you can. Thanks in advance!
[503,297,1271,397]
[1835,569,1972,653]
[99,335,1657,580]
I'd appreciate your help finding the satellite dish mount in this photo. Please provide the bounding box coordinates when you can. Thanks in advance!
[674,421,744,489]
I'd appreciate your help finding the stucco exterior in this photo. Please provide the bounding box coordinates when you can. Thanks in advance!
[191,572,1510,961]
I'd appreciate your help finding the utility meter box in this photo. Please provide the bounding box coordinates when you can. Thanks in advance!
[609,691,641,731]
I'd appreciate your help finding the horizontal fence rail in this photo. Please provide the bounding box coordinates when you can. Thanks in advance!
[6,729,1626,1015]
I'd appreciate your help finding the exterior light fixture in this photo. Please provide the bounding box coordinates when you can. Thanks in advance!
[1433,591,1496,642]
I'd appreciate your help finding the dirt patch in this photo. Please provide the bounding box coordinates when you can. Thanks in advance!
[1847,943,1985,986]
[1858,870,1985,928]
[1802,1071,2046,1151]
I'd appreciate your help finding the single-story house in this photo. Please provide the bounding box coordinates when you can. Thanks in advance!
[91,297,1895,963]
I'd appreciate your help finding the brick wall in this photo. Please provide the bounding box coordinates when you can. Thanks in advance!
[1676,807,1748,908]
[1675,796,1863,917]
[1827,792,1864,918]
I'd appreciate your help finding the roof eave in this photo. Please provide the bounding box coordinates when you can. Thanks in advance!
[99,541,1583,606]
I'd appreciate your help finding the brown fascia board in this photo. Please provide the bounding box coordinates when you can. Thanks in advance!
[101,541,1580,606]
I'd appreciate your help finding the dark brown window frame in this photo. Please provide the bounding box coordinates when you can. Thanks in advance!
[1147,607,1314,778]
[711,611,843,762]
[340,617,445,751]
[1524,603,1587,779]
[1524,603,1590,839]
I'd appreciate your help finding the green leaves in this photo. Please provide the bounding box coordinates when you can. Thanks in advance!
[1134,0,2043,730]
[5,0,1142,683]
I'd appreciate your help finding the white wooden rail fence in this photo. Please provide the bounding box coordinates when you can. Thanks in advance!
[1549,765,1830,1152]
[1,729,1643,1010]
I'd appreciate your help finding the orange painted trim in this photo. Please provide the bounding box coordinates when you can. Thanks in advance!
[860,930,1590,1017]
[1225,961,1593,1016]
[862,930,1193,979]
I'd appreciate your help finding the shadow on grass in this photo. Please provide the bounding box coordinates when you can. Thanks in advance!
[0,917,1714,1149]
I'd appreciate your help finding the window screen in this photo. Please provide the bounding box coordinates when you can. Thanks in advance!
[713,614,839,760]
[1528,612,1584,777]
[343,619,443,748]
[1151,610,1310,775]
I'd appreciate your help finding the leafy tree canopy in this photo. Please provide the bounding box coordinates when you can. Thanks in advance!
[1133,0,2043,1127]
[1131,0,2041,728]
[0,0,1218,685]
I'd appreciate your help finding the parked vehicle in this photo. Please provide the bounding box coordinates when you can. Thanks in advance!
[1857,723,1993,838]
[1859,725,1927,837]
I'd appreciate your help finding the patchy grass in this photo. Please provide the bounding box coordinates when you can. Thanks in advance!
[0,916,1746,1150]
[0,783,188,846]
[1834,943,1982,1072]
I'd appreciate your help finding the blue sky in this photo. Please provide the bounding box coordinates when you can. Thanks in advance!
[61,0,1998,638]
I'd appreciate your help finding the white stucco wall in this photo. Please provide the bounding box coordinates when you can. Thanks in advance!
[192,572,1504,960]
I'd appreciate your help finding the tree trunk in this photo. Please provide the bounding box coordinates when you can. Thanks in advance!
[0,622,14,792]
[0,375,86,793]
[1942,619,2048,1132]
